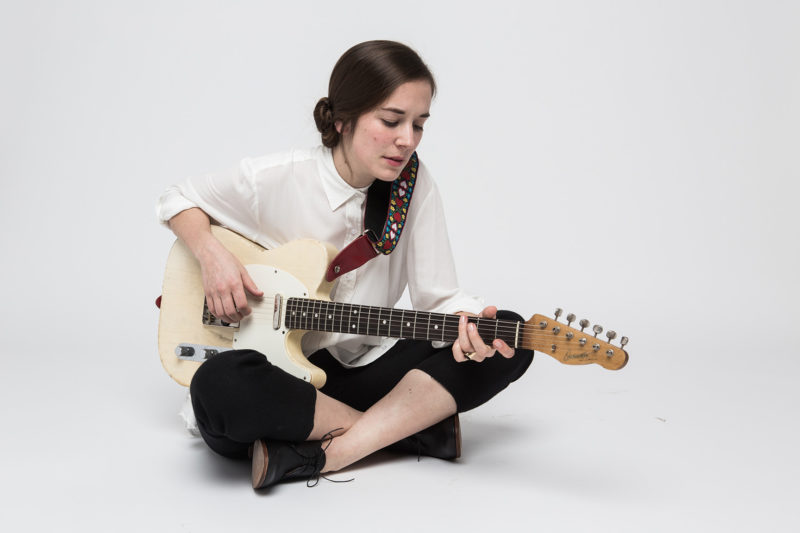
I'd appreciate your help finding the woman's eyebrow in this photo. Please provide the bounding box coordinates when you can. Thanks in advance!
[380,106,431,118]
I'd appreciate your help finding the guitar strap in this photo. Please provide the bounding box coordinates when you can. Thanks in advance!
[325,152,418,282]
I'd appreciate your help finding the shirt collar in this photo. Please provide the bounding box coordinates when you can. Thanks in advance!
[318,146,369,211]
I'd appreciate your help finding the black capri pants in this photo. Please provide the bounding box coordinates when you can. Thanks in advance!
[190,310,534,459]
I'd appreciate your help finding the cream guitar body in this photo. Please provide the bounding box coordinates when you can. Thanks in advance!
[158,226,337,388]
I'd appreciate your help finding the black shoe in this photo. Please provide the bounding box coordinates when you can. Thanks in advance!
[387,414,461,460]
[251,440,327,489]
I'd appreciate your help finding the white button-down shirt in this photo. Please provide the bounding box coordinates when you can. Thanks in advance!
[157,145,483,367]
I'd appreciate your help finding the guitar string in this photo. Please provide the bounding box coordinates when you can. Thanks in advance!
[237,308,619,347]
[243,301,610,339]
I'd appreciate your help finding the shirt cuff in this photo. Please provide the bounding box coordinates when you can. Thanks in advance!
[156,186,199,225]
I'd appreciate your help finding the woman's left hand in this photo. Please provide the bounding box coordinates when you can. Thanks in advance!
[453,305,516,363]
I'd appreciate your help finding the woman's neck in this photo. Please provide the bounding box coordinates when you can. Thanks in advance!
[332,144,374,189]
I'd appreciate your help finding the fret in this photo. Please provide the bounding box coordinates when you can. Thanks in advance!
[412,310,417,339]
[426,312,431,340]
[382,308,390,337]
[356,305,367,335]
[325,301,334,332]
[366,306,373,336]
[361,305,367,336]
[477,317,496,344]
[348,304,358,334]
[445,315,459,343]
[330,301,339,333]
[398,309,404,338]
[347,304,353,334]
[387,308,393,337]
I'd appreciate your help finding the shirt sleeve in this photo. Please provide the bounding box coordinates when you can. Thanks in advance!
[404,167,484,316]
[155,159,262,243]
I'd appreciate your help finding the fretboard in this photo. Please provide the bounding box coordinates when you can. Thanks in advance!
[284,298,522,348]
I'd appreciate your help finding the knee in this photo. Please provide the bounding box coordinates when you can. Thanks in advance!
[189,349,266,404]
[189,349,316,443]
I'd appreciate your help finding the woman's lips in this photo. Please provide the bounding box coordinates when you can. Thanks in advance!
[384,156,404,167]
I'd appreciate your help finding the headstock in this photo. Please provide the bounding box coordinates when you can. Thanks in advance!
[522,309,629,370]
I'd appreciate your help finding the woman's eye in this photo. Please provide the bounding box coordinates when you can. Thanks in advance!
[413,124,424,132]
[382,120,398,127]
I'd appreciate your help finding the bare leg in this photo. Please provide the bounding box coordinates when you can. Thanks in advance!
[317,369,457,473]
[306,391,362,440]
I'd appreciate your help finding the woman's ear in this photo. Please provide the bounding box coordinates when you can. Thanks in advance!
[335,120,343,134]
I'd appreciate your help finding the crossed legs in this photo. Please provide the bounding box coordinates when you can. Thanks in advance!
[309,369,456,472]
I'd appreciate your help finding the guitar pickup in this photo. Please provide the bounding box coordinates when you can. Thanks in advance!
[175,343,228,361]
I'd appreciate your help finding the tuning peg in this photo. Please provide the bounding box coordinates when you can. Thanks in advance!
[566,313,576,327]
[606,330,617,342]
[554,308,563,320]
[620,336,629,348]
[592,324,603,337]
[579,319,589,332]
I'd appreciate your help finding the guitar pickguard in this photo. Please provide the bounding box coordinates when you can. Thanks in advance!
[232,264,313,383]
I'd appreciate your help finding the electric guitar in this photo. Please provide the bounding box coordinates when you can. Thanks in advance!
[157,226,629,388]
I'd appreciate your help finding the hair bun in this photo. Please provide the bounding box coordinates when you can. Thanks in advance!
[313,97,338,148]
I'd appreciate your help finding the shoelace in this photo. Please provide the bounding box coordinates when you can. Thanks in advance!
[304,428,354,487]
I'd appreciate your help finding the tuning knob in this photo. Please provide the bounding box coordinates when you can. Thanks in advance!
[579,319,589,332]
[554,308,563,320]
[566,313,576,326]
[606,330,617,342]
[620,336,629,348]
[592,324,603,337]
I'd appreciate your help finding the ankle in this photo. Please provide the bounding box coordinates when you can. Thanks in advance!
[320,434,357,473]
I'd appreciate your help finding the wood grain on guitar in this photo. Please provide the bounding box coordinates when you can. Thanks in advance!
[524,312,628,371]
[157,227,629,388]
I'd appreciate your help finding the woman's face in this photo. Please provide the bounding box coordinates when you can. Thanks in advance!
[335,79,432,188]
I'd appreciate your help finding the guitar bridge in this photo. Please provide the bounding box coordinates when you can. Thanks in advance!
[202,298,239,328]
[273,294,283,330]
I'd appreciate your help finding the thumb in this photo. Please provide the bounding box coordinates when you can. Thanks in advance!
[481,305,498,319]
[241,268,264,297]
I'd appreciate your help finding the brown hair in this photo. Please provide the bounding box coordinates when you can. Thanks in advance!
[314,40,436,148]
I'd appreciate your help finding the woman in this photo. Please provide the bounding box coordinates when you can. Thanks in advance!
[157,40,533,489]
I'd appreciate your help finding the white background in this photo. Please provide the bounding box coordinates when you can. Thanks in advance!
[1,1,798,531]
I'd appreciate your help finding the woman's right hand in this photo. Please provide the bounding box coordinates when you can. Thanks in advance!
[198,241,264,323]
[168,208,264,324]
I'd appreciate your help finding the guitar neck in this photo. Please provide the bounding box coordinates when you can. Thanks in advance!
[284,297,522,348]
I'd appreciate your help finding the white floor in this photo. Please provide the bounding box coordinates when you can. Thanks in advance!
[2,317,798,532]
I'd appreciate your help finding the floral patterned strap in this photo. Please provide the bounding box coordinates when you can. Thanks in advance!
[325,152,418,282]
[373,152,417,254]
